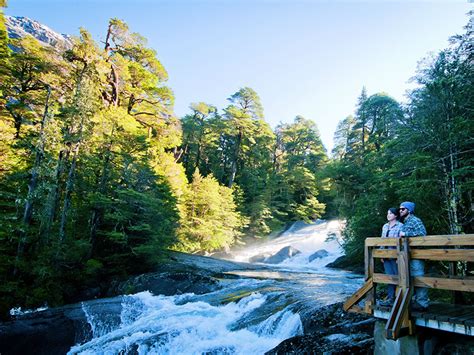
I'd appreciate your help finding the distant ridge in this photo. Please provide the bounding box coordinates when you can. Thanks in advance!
[5,15,73,50]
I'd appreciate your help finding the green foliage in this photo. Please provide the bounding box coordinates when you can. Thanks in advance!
[3,11,470,317]
[178,98,329,239]
[176,169,244,252]
[329,16,474,264]
[0,19,183,317]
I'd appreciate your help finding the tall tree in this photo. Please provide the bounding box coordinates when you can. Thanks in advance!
[223,87,265,188]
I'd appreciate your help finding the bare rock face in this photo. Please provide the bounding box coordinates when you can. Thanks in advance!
[5,15,73,50]
[264,246,301,264]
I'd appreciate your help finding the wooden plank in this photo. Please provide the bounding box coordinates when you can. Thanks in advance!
[453,308,474,326]
[413,318,472,336]
[398,238,410,289]
[373,249,397,259]
[373,274,474,292]
[343,278,374,312]
[347,305,364,314]
[385,288,403,338]
[414,276,474,292]
[448,309,474,325]
[366,238,399,247]
[365,244,374,279]
[364,244,375,314]
[365,235,474,247]
[410,249,474,262]
[424,304,463,322]
[386,287,413,339]
[465,316,474,327]
[373,273,398,285]
[408,235,474,247]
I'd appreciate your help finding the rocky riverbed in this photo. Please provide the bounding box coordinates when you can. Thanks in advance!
[267,302,374,354]
[0,251,372,355]
[1,220,372,354]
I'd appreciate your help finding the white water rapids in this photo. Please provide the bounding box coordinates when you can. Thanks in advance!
[67,219,363,355]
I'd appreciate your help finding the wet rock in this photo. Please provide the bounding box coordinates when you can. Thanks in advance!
[0,297,123,355]
[210,250,235,260]
[163,251,266,274]
[0,253,263,354]
[264,246,301,264]
[308,249,329,262]
[266,302,374,355]
[326,255,365,274]
[108,271,222,297]
[249,253,272,263]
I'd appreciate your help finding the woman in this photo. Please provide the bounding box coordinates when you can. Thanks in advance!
[379,207,403,306]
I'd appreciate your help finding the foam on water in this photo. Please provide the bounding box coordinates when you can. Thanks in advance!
[231,219,346,272]
[69,291,303,355]
[68,219,359,354]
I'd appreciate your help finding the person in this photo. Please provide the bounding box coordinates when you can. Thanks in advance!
[378,208,403,306]
[399,201,428,311]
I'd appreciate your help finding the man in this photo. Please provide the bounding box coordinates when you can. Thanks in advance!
[399,201,428,311]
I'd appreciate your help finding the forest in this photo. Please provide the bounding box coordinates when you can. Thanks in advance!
[0,3,472,318]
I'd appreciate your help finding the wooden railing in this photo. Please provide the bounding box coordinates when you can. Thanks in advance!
[343,234,474,340]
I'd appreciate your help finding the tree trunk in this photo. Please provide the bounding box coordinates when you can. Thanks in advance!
[441,146,461,235]
[103,22,119,107]
[58,141,80,244]
[40,148,68,243]
[89,127,115,257]
[448,145,461,234]
[14,86,51,274]
[228,131,242,188]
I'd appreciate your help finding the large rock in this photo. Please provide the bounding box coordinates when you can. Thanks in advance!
[308,249,329,262]
[107,271,222,297]
[266,302,374,354]
[326,255,365,274]
[249,253,272,263]
[0,297,123,355]
[264,246,301,264]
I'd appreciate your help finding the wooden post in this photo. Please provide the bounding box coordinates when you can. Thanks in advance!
[365,242,375,314]
[385,237,414,339]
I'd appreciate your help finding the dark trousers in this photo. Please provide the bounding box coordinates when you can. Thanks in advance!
[383,259,397,300]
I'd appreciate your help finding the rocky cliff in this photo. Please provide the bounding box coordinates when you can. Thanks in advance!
[5,15,73,50]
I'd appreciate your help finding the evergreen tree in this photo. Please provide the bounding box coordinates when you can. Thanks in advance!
[177,169,244,252]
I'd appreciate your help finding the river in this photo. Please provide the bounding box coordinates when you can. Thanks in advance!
[65,219,362,354]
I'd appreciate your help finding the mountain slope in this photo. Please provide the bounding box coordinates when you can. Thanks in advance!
[5,15,73,50]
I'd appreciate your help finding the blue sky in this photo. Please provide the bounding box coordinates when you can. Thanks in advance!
[5,0,472,151]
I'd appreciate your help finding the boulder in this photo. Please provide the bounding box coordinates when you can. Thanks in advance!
[264,246,301,264]
[107,271,222,297]
[266,302,374,355]
[0,297,123,355]
[308,249,329,262]
[326,255,365,274]
[249,253,272,263]
[210,251,235,260]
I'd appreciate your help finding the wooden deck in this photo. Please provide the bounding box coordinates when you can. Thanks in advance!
[374,303,474,336]
[343,234,474,340]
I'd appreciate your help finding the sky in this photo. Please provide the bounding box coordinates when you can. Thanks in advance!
[4,0,472,152]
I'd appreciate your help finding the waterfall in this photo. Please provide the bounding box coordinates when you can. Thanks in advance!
[67,219,360,355]
[230,219,346,272]
[69,291,303,355]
